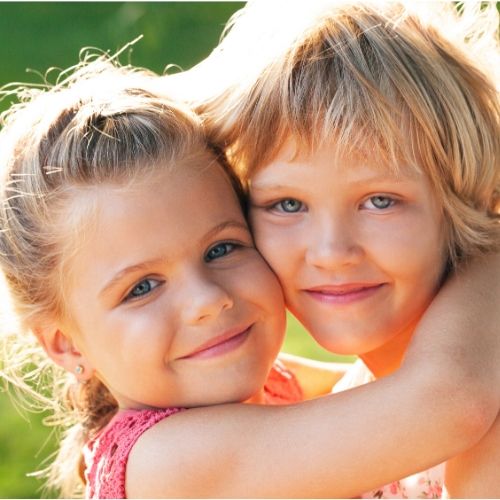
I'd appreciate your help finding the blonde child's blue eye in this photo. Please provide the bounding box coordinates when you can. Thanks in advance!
[126,279,160,300]
[365,196,394,209]
[277,199,303,213]
[205,243,235,262]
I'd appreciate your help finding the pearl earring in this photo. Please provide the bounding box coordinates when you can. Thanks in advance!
[75,364,84,375]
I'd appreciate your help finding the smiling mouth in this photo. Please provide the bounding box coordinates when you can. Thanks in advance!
[180,325,253,360]
[304,284,385,304]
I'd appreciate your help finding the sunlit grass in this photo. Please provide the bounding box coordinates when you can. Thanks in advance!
[0,396,56,498]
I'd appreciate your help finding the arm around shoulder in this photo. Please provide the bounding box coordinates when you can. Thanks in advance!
[404,253,500,445]
[125,409,242,498]
[126,367,495,499]
[444,412,500,498]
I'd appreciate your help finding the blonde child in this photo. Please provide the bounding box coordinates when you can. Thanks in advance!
[0,59,499,499]
[176,0,500,497]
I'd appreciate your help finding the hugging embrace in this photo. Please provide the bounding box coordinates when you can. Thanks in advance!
[0,1,499,498]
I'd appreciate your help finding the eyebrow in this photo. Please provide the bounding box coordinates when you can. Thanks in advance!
[99,258,167,299]
[99,219,249,299]
[202,220,249,242]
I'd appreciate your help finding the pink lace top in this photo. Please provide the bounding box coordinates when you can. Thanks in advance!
[83,362,302,498]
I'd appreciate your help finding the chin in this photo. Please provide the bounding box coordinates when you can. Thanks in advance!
[309,326,389,356]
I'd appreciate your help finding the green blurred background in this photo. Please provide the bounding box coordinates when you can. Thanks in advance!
[0,3,354,498]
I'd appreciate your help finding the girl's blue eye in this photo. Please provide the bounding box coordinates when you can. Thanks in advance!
[364,196,395,210]
[276,199,303,213]
[126,278,161,300]
[205,243,235,262]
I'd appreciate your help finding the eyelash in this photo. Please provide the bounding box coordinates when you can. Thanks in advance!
[204,242,238,262]
[124,278,163,302]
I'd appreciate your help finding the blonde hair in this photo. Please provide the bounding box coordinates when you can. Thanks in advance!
[190,0,500,266]
[0,57,241,497]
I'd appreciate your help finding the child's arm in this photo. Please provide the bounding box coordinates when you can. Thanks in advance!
[278,351,350,399]
[126,254,500,498]
[404,253,500,387]
[444,413,500,498]
[410,253,500,499]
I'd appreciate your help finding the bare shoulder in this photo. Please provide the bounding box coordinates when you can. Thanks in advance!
[125,407,242,498]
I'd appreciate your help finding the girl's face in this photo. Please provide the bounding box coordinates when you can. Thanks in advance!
[62,162,286,409]
[248,140,448,358]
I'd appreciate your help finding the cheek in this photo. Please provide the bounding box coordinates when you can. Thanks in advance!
[244,253,285,307]
[227,256,286,354]
[251,225,297,280]
[97,308,172,361]
[377,223,447,303]
[370,209,446,274]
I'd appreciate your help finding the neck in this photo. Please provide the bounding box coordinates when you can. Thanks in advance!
[360,324,417,379]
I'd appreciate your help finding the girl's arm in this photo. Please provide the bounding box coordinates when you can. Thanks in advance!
[278,352,350,399]
[444,413,500,498]
[127,254,500,498]
[439,253,500,497]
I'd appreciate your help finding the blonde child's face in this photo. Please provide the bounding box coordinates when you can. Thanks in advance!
[61,162,286,409]
[248,139,448,356]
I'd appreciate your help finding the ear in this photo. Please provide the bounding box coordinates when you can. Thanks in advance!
[33,321,94,382]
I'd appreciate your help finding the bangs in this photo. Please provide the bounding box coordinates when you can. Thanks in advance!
[199,1,499,266]
[227,8,427,180]
[217,2,498,199]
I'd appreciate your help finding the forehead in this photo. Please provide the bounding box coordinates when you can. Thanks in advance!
[253,136,422,181]
[82,163,242,235]
[60,163,246,289]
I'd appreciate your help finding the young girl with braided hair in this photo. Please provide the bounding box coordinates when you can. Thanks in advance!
[0,57,498,499]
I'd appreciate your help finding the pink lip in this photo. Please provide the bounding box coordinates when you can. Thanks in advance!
[304,283,385,305]
[180,325,253,360]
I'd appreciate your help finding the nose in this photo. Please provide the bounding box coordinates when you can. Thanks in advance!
[181,271,234,325]
[305,214,363,270]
